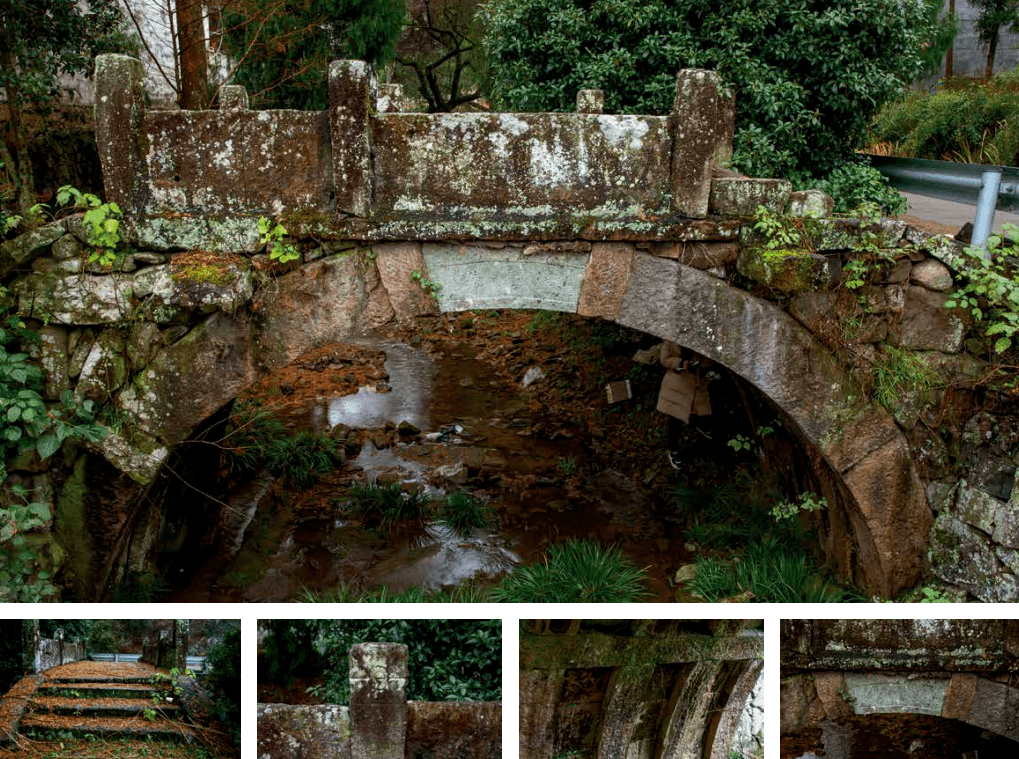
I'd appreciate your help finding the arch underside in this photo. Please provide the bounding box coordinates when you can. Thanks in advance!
[426,245,932,598]
[838,672,1019,743]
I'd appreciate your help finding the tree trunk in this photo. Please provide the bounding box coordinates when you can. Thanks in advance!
[986,29,999,79]
[175,0,208,109]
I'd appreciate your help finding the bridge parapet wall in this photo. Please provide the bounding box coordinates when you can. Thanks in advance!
[94,55,735,245]
[257,642,500,759]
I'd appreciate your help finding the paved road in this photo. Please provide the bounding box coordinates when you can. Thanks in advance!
[899,190,1019,236]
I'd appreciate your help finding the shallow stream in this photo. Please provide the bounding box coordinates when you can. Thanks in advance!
[169,337,693,602]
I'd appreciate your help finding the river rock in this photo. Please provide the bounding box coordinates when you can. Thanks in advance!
[522,366,545,386]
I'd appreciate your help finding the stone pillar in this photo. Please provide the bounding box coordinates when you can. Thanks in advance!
[173,620,189,672]
[577,89,604,114]
[349,642,408,759]
[519,669,565,758]
[669,69,721,219]
[94,54,149,216]
[219,85,249,111]
[22,620,39,675]
[329,60,376,217]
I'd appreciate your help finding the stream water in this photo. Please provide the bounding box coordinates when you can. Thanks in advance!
[170,336,694,602]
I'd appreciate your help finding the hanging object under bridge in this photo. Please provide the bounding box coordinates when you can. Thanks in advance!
[868,154,1019,250]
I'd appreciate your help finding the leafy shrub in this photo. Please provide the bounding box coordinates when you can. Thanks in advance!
[491,539,648,603]
[945,226,1019,355]
[870,71,1019,165]
[306,619,501,704]
[205,626,241,748]
[484,0,941,181]
[804,161,908,215]
[438,491,493,536]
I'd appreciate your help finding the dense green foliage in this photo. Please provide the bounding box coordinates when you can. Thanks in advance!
[304,619,501,704]
[483,0,940,183]
[0,0,135,214]
[0,291,106,601]
[870,70,1019,165]
[805,161,908,215]
[205,627,242,748]
[220,0,406,109]
[491,539,649,602]
[261,620,322,685]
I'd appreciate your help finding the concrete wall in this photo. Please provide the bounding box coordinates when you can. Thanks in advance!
[946,0,1019,79]
[257,643,501,759]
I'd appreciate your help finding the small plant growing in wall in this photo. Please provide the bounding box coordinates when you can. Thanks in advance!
[770,492,827,522]
[30,185,123,267]
[411,269,442,299]
[258,216,300,263]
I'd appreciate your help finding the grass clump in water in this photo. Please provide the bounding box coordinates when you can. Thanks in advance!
[265,431,343,490]
[491,539,649,603]
[347,482,429,529]
[686,542,859,603]
[438,491,493,537]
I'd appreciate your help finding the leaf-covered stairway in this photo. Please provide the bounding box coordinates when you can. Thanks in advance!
[1,661,197,746]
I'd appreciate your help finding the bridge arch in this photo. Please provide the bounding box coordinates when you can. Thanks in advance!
[420,242,932,598]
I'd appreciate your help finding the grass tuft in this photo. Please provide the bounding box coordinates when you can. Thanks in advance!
[491,540,648,603]
[438,491,493,536]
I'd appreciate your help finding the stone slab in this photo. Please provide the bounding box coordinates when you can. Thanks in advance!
[843,673,948,716]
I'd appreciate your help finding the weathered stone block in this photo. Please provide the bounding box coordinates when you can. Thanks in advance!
[76,330,128,403]
[785,190,834,218]
[736,247,837,294]
[257,704,350,759]
[373,243,440,324]
[37,326,69,401]
[406,702,501,759]
[94,55,148,216]
[910,258,953,291]
[16,273,135,325]
[895,285,966,353]
[218,84,248,110]
[95,428,170,485]
[423,243,587,313]
[117,312,257,445]
[577,242,634,319]
[709,177,791,216]
[929,513,1019,602]
[843,673,948,716]
[0,221,65,278]
[376,83,404,113]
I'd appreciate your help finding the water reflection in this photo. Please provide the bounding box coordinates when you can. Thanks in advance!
[316,341,435,431]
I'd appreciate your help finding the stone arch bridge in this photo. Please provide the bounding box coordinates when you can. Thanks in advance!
[520,619,763,759]
[2,54,1016,601]
[781,619,1019,758]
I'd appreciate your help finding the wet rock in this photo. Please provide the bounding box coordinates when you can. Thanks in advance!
[436,461,467,484]
[397,421,421,437]
[522,366,545,387]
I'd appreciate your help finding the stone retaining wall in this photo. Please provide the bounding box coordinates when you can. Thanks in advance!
[257,643,501,759]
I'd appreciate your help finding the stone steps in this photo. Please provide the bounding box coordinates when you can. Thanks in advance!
[2,662,197,745]
[29,695,181,718]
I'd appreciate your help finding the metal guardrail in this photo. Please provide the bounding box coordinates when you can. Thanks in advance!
[89,653,207,671]
[868,154,1019,247]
